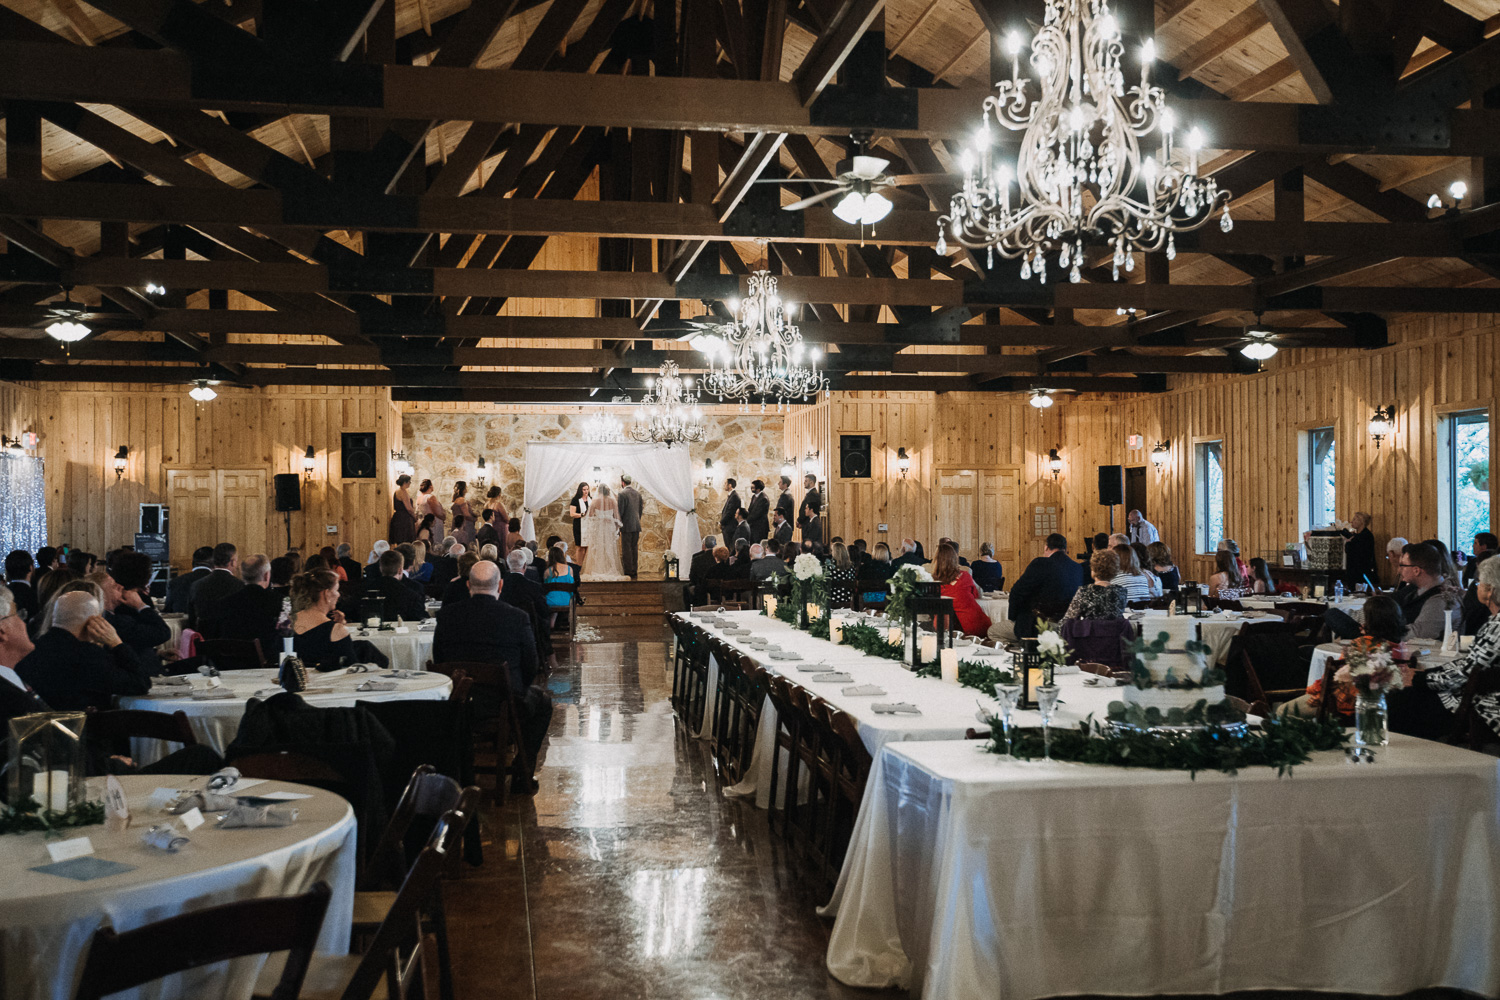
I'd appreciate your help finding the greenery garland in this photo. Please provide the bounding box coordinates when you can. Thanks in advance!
[0,797,105,836]
[914,657,1016,694]
[980,714,1349,777]
[839,622,907,661]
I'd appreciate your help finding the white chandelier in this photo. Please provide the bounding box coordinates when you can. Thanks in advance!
[937,0,1232,284]
[581,409,625,443]
[692,271,828,408]
[630,361,706,448]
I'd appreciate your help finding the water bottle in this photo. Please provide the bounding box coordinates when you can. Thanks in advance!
[1333,580,1345,602]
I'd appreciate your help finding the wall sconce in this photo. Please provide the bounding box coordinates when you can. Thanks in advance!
[896,447,911,479]
[803,450,820,477]
[1047,448,1063,480]
[112,445,128,480]
[1368,405,1395,449]
[1150,440,1170,469]
[474,456,487,490]
[390,450,413,478]
[302,446,316,481]
[703,458,717,488]
[781,456,796,479]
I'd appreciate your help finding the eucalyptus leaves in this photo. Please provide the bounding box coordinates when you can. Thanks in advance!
[886,564,934,624]
[0,797,105,837]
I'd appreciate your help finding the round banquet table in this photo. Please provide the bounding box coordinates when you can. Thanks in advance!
[158,614,187,656]
[1305,639,1460,686]
[348,626,436,673]
[975,595,1012,641]
[0,774,355,1000]
[118,666,451,764]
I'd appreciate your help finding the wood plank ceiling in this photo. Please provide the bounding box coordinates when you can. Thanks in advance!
[0,0,1498,401]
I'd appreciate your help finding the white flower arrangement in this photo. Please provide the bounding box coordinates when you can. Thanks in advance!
[1037,629,1066,660]
[793,553,825,580]
[887,563,933,590]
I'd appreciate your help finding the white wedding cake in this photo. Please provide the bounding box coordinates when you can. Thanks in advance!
[1108,633,1242,729]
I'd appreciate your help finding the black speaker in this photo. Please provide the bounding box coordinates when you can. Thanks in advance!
[1098,465,1124,506]
[341,432,376,478]
[839,434,872,479]
[273,473,302,512]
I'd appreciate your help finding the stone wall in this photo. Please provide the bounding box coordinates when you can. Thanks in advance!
[401,408,787,574]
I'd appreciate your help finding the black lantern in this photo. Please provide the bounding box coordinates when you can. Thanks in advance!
[663,553,680,580]
[1180,582,1203,614]
[1018,639,1045,709]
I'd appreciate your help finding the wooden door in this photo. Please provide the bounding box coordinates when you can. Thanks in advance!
[979,469,1021,569]
[935,469,978,554]
[166,468,268,568]
[218,469,268,560]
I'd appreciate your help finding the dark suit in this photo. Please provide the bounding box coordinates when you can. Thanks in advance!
[440,578,470,606]
[338,556,363,584]
[367,576,428,621]
[502,572,553,659]
[188,569,245,636]
[476,522,501,550]
[427,556,458,597]
[746,491,770,540]
[719,491,742,543]
[165,566,210,615]
[733,520,754,546]
[18,630,150,711]
[774,490,795,526]
[0,677,49,729]
[217,584,288,653]
[686,548,717,606]
[1008,551,1086,639]
[106,603,172,676]
[773,520,793,547]
[6,579,38,623]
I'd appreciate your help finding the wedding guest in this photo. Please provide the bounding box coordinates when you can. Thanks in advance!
[1248,557,1276,595]
[484,485,509,530]
[427,543,459,599]
[476,508,502,550]
[218,553,287,656]
[1129,542,1163,597]
[418,479,446,547]
[774,475,796,528]
[746,480,770,541]
[450,481,476,548]
[19,591,149,710]
[1008,534,1085,639]
[851,539,871,570]
[1110,544,1154,603]
[1340,511,1378,585]
[543,548,576,626]
[1281,595,1410,720]
[1217,539,1250,582]
[164,546,212,614]
[314,546,344,583]
[416,514,436,546]
[933,543,990,636]
[970,544,1003,592]
[686,536,718,607]
[1403,557,1500,741]
[1064,550,1127,622]
[732,506,753,546]
[189,542,244,637]
[731,539,753,576]
[826,541,858,608]
[369,550,427,621]
[937,538,969,567]
[335,544,362,585]
[503,548,553,663]
[1147,542,1180,594]
[390,474,417,544]
[101,550,170,675]
[1108,533,1129,549]
[31,546,59,584]
[1208,550,1244,598]
[66,549,96,577]
[1464,532,1498,587]
[892,539,924,569]
[410,540,433,584]
[799,471,821,543]
[33,568,79,623]
[442,553,480,606]
[289,569,389,672]
[1422,538,1464,590]
[704,545,734,604]
[5,550,38,624]
[0,586,49,725]
[1396,543,1459,640]
[1127,509,1159,545]
[861,542,896,606]
[365,539,390,582]
[750,541,784,584]
[719,480,742,545]
[772,509,793,547]
[507,518,525,553]
[36,579,104,636]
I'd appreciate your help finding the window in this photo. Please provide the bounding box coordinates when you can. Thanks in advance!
[1300,426,1336,532]
[1194,440,1224,553]
[1439,409,1491,553]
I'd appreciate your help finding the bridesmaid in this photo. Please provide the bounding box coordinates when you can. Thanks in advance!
[451,480,476,548]
[418,479,446,547]
[389,474,417,543]
[485,485,508,532]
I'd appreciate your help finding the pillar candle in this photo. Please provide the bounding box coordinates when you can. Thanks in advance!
[919,633,938,663]
[806,602,819,622]
[46,769,69,812]
[887,626,903,646]
[283,636,295,654]
[831,618,845,643]
[765,595,778,617]
[940,648,959,683]
[366,616,381,627]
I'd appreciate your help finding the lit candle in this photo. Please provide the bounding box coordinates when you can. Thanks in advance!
[831,617,845,643]
[940,648,959,684]
[46,770,69,812]
[806,602,819,622]
[366,616,380,628]
[765,595,778,617]
[887,626,904,646]
[919,633,938,663]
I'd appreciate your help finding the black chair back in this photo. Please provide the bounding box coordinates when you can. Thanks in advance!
[198,637,266,671]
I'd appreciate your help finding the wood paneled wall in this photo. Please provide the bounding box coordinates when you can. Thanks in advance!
[0,381,39,442]
[1,381,402,567]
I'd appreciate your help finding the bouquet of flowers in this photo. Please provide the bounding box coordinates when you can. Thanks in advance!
[1036,621,1070,671]
[886,563,934,623]
[1336,636,1405,695]
[793,553,824,581]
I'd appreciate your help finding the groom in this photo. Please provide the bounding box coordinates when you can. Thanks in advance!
[618,475,642,579]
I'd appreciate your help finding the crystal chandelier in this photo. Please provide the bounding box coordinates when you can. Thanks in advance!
[936,0,1232,284]
[630,361,706,448]
[692,271,828,408]
[581,409,625,443]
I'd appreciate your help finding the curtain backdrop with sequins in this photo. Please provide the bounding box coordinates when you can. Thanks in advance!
[0,453,46,557]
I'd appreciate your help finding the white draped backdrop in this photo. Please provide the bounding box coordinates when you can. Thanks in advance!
[520,442,701,560]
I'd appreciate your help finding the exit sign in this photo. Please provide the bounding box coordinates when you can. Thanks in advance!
[1126,434,1143,449]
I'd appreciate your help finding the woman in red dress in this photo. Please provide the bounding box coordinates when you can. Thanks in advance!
[933,542,991,637]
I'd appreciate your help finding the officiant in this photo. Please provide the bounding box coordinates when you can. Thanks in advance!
[618,475,642,579]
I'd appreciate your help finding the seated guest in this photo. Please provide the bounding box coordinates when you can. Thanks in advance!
[1147,542,1180,594]
[507,518,525,553]
[217,553,288,655]
[850,539,871,570]
[5,550,38,623]
[33,568,80,625]
[426,542,460,599]
[101,551,170,676]
[410,541,433,584]
[1282,595,1409,720]
[335,543,362,585]
[861,542,897,605]
[1008,534,1085,639]
[1248,557,1276,595]
[37,579,106,636]
[970,544,1003,592]
[442,553,480,606]
[1396,542,1460,640]
[1385,536,1410,594]
[1462,574,1493,636]
[732,538,753,574]
[933,543,989,636]
[364,540,390,581]
[31,546,59,584]
[890,539,924,569]
[1464,532,1498,586]
[165,546,212,614]
[289,569,388,672]
[189,542,244,637]
[19,591,149,710]
[0,586,50,724]
[476,508,502,550]
[685,536,718,607]
[433,560,548,793]
[270,554,296,598]
[1129,542,1163,597]
[369,550,428,621]
[703,545,734,603]
[543,548,576,626]
[1064,550,1127,621]
[1108,533,1129,549]
[303,554,329,573]
[1110,544,1154,603]
[1423,537,1464,590]
[478,543,500,565]
[531,539,553,581]
[503,549,553,662]
[825,542,858,608]
[394,543,425,596]
[1208,550,1245,598]
[1218,539,1250,582]
[938,538,970,567]
[750,541,785,584]
[1404,557,1500,741]
[415,514,437,546]
[319,545,347,582]
[66,549,96,577]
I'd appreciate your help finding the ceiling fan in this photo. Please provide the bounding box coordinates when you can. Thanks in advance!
[756,131,952,224]
[1182,318,1285,361]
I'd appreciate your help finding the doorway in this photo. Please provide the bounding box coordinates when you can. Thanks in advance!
[934,467,1021,567]
[1125,466,1148,518]
[166,468,268,568]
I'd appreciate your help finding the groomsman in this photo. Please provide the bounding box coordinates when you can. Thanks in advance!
[799,472,822,541]
[772,509,794,547]
[719,479,742,544]
[775,476,796,526]
[733,508,754,546]
[618,476,642,579]
[746,480,771,540]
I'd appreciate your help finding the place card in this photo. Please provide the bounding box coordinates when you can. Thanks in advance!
[31,857,135,881]
[179,807,205,831]
[46,836,95,863]
[394,626,410,634]
[842,684,886,696]
[104,775,130,832]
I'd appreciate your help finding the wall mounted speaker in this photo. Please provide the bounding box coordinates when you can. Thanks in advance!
[273,473,302,512]
[341,432,376,478]
[839,435,872,478]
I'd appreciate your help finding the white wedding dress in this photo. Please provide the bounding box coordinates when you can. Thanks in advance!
[581,490,629,581]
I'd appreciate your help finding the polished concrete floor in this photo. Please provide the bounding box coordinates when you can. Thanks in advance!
[446,626,885,1000]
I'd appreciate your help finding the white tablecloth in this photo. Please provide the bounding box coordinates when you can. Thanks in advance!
[825,736,1500,1000]
[350,628,436,673]
[158,614,187,656]
[0,775,356,1000]
[1306,640,1460,687]
[118,666,451,763]
[976,597,1013,642]
[1131,611,1258,665]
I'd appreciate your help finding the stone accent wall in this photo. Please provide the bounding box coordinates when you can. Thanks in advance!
[401,409,787,574]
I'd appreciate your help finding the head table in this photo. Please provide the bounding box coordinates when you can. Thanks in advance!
[823,735,1500,1000]
[0,775,355,1000]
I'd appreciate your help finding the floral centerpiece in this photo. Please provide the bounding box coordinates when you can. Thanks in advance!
[1335,636,1404,747]
[885,563,934,625]
[1036,620,1070,677]
[791,553,824,628]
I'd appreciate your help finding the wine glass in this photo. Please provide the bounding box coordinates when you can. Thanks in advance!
[993,682,1022,757]
[1037,684,1061,761]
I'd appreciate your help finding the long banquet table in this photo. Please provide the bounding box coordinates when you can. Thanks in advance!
[824,735,1500,1000]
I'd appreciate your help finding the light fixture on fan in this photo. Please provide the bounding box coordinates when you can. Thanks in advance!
[937,6,1231,283]
[1048,448,1063,480]
[112,445,129,480]
[630,361,705,448]
[582,410,625,443]
[1029,389,1055,409]
[44,289,90,344]
[188,379,217,402]
[1240,330,1278,361]
[832,187,893,225]
[697,270,828,409]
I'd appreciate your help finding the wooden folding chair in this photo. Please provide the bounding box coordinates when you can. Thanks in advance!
[429,659,532,801]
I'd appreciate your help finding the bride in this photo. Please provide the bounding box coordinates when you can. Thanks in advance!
[580,483,629,581]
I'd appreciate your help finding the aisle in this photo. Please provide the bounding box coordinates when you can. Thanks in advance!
[444,628,888,999]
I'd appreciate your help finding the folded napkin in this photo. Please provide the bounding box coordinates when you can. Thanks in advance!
[150,674,191,687]
[842,684,886,696]
[795,662,831,673]
[356,679,399,692]
[871,702,922,715]
[190,687,236,700]
[206,767,241,792]
[385,669,424,680]
[169,791,240,814]
[344,663,377,674]
[811,672,854,684]
[768,652,803,662]
[216,804,298,829]
[141,825,190,852]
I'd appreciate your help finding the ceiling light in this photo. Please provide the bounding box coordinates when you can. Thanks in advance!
[1029,389,1054,409]
[1240,331,1278,361]
[45,320,89,343]
[1428,193,1443,209]
[188,379,217,402]
[1449,180,1468,202]
[833,191,867,225]
[630,361,705,447]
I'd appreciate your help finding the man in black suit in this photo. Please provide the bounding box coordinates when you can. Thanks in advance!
[799,472,822,540]
[188,543,245,637]
[426,540,461,599]
[504,549,553,662]
[102,550,171,676]
[719,479,742,545]
[165,546,213,615]
[369,550,428,621]
[217,554,289,656]
[772,510,794,547]
[732,507,754,546]
[334,544,363,586]
[476,509,502,550]
[1007,533,1085,640]
[0,585,50,725]
[746,480,770,541]
[432,560,549,793]
[18,591,150,711]
[4,550,37,624]
[774,475,796,527]
[685,536,718,607]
